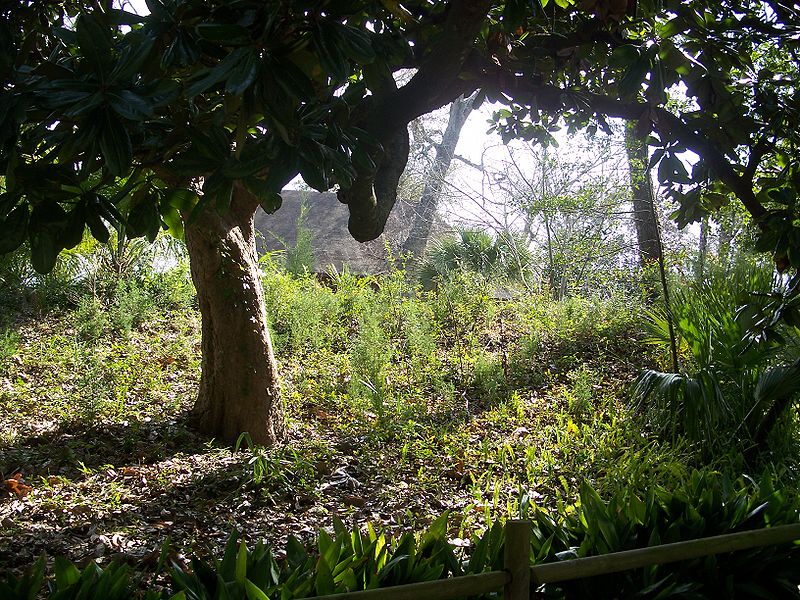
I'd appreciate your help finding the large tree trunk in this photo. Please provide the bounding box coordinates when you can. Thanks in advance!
[624,121,661,266]
[184,188,284,446]
[402,93,476,261]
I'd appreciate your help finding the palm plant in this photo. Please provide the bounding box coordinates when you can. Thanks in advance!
[633,261,800,457]
[418,228,533,288]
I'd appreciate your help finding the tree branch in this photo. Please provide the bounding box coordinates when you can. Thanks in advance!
[476,63,768,221]
[339,0,491,242]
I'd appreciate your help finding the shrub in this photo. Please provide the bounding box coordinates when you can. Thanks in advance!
[8,473,799,599]
[528,470,800,598]
[634,261,800,457]
[75,295,110,341]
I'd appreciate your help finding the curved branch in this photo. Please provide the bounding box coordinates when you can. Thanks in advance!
[479,64,768,221]
[338,0,490,242]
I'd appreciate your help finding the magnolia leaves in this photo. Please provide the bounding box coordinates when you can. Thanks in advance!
[0,181,198,273]
[36,14,173,179]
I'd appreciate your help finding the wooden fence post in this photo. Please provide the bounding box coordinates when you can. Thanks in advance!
[504,520,531,600]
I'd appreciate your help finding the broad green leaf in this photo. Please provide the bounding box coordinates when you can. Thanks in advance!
[160,203,184,238]
[62,206,86,249]
[188,127,231,162]
[315,555,335,596]
[226,51,260,95]
[108,89,155,121]
[312,22,349,81]
[298,158,329,192]
[76,13,113,78]
[186,48,250,97]
[244,580,269,600]
[53,556,81,590]
[0,205,29,254]
[196,23,252,45]
[337,24,376,63]
[99,111,133,176]
[165,189,198,213]
[235,541,248,586]
[108,34,155,83]
[618,57,649,98]
[658,16,686,38]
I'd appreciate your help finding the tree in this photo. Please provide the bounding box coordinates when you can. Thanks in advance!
[623,121,660,267]
[402,92,477,262]
[449,138,632,297]
[3,0,799,445]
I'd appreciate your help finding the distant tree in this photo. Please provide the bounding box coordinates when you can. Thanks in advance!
[3,0,798,445]
[402,93,477,262]
[624,121,661,268]
[451,139,631,298]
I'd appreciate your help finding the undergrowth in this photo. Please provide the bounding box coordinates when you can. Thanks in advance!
[2,252,798,596]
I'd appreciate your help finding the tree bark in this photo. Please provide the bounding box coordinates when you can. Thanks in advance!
[718,214,734,267]
[402,93,476,261]
[696,216,708,284]
[184,188,284,446]
[624,121,661,266]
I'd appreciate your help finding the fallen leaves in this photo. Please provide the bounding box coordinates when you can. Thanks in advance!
[2,472,32,499]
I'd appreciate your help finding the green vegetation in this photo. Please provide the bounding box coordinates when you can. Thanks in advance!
[2,238,799,597]
[3,473,799,599]
[3,0,800,595]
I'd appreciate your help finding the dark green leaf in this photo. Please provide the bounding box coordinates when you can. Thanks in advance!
[76,13,113,78]
[609,45,640,69]
[109,34,155,83]
[195,23,252,45]
[315,555,335,596]
[99,111,133,176]
[188,127,230,162]
[128,198,161,242]
[312,22,349,81]
[299,158,329,192]
[62,206,86,249]
[108,89,155,121]
[85,210,110,243]
[0,205,29,254]
[226,51,260,95]
[53,556,81,589]
[185,48,250,97]
[336,24,376,64]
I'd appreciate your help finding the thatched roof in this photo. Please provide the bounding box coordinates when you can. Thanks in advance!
[253,190,431,274]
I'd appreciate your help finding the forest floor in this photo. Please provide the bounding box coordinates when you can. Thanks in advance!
[0,283,690,580]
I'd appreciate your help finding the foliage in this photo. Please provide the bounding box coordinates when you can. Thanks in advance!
[634,261,800,456]
[4,0,798,275]
[464,138,634,299]
[530,470,800,599]
[419,228,533,288]
[6,472,800,599]
[0,554,161,600]
[4,256,800,597]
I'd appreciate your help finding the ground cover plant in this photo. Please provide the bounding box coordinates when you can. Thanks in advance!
[2,241,799,597]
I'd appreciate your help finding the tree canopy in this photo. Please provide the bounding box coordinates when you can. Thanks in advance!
[2,0,799,273]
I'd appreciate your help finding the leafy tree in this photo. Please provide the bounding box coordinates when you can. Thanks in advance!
[2,0,798,445]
